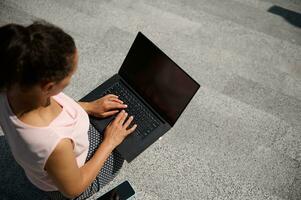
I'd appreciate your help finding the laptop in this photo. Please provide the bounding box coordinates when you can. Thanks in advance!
[80,32,200,162]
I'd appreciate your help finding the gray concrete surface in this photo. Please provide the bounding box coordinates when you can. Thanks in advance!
[0,0,300,199]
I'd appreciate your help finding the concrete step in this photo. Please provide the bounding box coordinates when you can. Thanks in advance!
[222,74,301,128]
[180,81,301,164]
[144,0,301,46]
[140,0,301,78]
[190,25,301,99]
[54,0,201,38]
[2,0,111,42]
[170,86,300,199]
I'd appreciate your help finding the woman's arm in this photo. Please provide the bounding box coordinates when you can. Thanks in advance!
[45,138,114,198]
[45,110,136,198]
[77,101,92,115]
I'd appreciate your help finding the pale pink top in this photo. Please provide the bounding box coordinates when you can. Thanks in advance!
[0,92,90,191]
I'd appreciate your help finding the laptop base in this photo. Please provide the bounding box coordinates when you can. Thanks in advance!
[80,74,171,162]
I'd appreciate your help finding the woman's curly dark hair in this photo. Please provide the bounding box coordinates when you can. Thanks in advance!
[0,21,76,92]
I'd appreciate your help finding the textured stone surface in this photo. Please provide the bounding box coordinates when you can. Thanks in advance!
[145,0,301,45]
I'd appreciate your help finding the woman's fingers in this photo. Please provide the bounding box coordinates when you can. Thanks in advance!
[120,111,128,125]
[126,124,137,135]
[110,98,123,104]
[107,101,127,109]
[105,94,119,98]
[123,115,134,128]
[116,110,127,125]
[114,110,136,127]
[114,110,125,124]
[104,94,125,106]
[105,94,124,104]
[101,110,119,118]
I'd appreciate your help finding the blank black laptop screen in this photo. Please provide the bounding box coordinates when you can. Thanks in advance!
[119,32,200,126]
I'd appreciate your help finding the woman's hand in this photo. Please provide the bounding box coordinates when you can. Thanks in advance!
[87,94,128,118]
[103,110,137,149]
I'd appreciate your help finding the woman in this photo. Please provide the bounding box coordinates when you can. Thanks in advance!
[0,21,137,199]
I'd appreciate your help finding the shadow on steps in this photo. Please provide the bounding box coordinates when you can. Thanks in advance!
[0,136,47,200]
[268,5,301,28]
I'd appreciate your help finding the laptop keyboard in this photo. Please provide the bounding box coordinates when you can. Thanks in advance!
[103,82,161,138]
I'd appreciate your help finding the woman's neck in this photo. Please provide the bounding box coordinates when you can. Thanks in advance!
[6,85,44,118]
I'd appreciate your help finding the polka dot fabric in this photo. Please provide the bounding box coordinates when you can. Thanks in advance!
[46,123,124,200]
